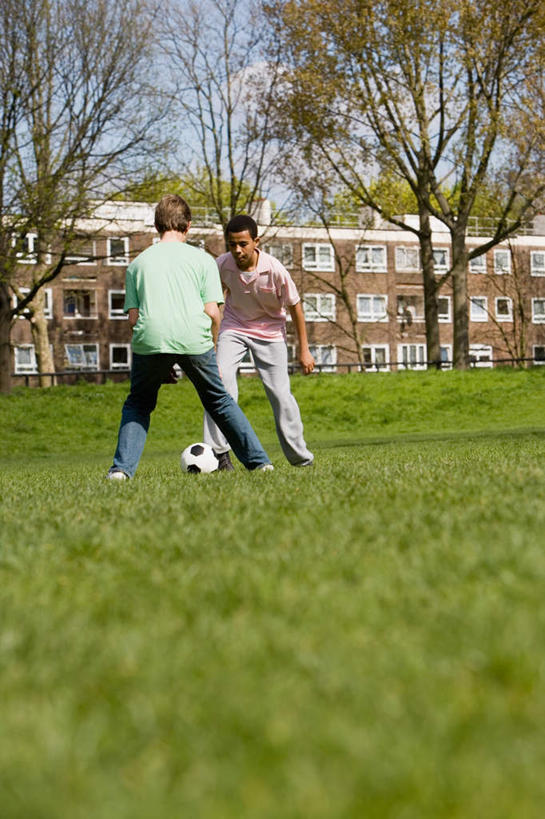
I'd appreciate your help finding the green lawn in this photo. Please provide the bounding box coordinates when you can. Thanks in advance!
[1,369,545,818]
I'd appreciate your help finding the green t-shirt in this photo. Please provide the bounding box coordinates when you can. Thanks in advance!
[124,240,224,355]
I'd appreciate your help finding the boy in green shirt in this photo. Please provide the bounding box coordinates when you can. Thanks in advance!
[107,194,272,479]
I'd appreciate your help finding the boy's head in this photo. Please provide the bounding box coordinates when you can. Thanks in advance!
[155,194,192,235]
[225,214,258,240]
[225,215,259,271]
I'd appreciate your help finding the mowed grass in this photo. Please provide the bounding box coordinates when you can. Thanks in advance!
[1,368,545,818]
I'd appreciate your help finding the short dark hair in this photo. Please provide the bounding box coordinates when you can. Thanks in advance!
[225,214,258,239]
[154,194,192,235]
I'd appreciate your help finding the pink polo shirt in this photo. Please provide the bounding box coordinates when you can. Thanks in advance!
[217,248,300,340]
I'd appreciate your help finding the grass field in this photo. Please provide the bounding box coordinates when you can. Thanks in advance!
[1,368,545,818]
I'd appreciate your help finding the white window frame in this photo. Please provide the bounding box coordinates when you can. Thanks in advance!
[495,297,513,322]
[470,296,488,322]
[437,295,451,323]
[494,248,511,275]
[362,344,390,372]
[397,294,424,323]
[264,243,293,267]
[469,254,487,274]
[109,343,131,370]
[303,293,336,322]
[64,343,99,370]
[398,343,427,370]
[395,246,420,272]
[107,236,130,265]
[357,294,388,322]
[13,287,53,319]
[532,345,545,365]
[433,248,450,273]
[302,243,335,272]
[469,344,493,368]
[108,290,127,319]
[238,347,256,373]
[355,245,387,273]
[530,251,545,277]
[440,345,452,370]
[12,232,37,264]
[63,289,97,319]
[309,344,337,372]
[14,344,38,374]
[65,239,97,265]
[532,298,545,323]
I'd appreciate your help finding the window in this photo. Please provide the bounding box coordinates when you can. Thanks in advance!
[533,346,545,365]
[532,298,545,323]
[531,251,545,276]
[440,346,452,370]
[470,296,488,322]
[65,239,96,265]
[14,345,37,374]
[469,344,493,368]
[469,254,486,274]
[109,290,126,319]
[107,237,129,265]
[362,345,389,372]
[438,296,451,322]
[264,243,293,267]
[398,344,427,370]
[63,289,97,318]
[397,294,423,322]
[109,344,131,370]
[13,288,53,319]
[494,249,511,274]
[495,297,513,321]
[433,248,449,272]
[309,344,337,372]
[65,343,99,370]
[238,348,256,372]
[395,246,420,271]
[303,293,336,321]
[13,233,37,264]
[356,245,386,273]
[357,294,388,322]
[302,243,335,271]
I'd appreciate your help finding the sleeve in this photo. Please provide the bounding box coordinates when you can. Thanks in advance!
[201,254,225,305]
[278,265,300,308]
[123,265,139,312]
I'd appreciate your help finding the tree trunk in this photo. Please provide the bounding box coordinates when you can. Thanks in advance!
[418,207,441,368]
[30,289,56,387]
[451,227,470,369]
[0,282,12,394]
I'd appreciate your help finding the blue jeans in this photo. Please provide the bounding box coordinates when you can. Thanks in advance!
[112,350,271,477]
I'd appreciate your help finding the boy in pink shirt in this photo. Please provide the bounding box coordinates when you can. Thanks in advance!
[203,214,315,470]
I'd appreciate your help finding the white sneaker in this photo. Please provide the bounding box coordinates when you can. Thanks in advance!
[255,463,274,472]
[106,469,129,481]
[294,457,314,467]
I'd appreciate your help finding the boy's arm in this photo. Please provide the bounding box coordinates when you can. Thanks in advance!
[204,301,221,347]
[128,308,139,330]
[288,302,315,375]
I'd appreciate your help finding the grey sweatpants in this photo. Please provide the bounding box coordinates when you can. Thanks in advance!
[203,332,314,465]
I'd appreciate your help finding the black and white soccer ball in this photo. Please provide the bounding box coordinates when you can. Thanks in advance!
[180,442,219,474]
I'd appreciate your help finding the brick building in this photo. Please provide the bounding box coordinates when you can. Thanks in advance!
[10,202,545,382]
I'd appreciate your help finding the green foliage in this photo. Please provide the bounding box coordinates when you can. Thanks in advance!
[1,369,545,817]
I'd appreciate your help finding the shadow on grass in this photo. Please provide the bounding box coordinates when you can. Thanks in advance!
[313,426,545,450]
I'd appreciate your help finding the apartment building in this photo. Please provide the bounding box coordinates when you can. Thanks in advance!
[11,202,545,381]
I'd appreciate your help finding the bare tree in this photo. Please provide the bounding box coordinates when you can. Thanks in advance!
[266,0,545,368]
[159,0,285,238]
[0,0,165,393]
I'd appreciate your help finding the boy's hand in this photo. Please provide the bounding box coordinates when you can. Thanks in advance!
[299,349,315,375]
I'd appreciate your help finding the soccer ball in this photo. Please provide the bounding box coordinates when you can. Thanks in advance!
[180,442,219,474]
